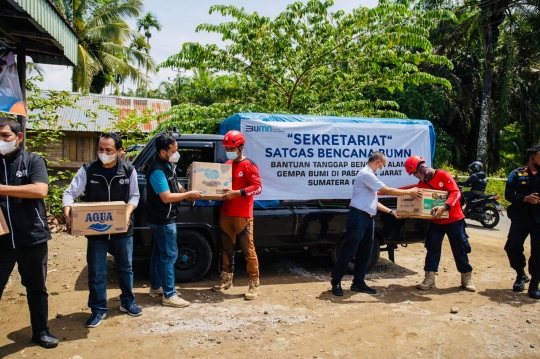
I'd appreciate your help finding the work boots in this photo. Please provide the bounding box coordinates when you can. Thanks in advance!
[417,271,436,290]
[528,277,540,300]
[212,272,233,292]
[461,272,476,292]
[244,279,260,300]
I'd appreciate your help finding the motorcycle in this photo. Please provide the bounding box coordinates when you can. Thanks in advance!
[458,186,505,228]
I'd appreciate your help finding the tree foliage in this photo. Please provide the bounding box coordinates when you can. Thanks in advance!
[52,0,155,93]
[418,0,540,172]
[159,0,455,117]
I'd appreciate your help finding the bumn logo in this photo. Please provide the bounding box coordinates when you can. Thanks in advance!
[245,125,272,132]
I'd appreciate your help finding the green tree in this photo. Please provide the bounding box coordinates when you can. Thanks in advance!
[52,0,155,93]
[160,0,455,117]
[137,11,162,96]
[417,0,540,172]
[129,35,151,94]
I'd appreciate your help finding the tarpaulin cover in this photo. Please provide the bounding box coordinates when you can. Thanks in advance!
[218,113,436,201]
[0,49,27,117]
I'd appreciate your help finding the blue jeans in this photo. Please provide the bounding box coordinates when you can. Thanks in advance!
[87,236,135,314]
[148,223,178,298]
[331,208,374,283]
[424,219,473,273]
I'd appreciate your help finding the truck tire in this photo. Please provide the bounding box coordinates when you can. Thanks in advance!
[175,230,213,282]
[331,234,381,274]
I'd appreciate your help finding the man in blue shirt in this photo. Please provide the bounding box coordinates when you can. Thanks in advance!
[146,134,202,307]
[330,152,423,296]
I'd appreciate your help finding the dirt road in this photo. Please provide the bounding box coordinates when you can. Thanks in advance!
[1,214,539,358]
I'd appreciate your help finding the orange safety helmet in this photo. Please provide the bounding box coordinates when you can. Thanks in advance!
[404,155,425,175]
[222,130,246,147]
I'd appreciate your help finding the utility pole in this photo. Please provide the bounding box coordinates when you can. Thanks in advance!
[168,68,183,93]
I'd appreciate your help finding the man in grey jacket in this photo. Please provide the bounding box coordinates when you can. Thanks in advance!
[63,133,141,328]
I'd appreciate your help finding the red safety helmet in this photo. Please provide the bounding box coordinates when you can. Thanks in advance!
[404,155,425,175]
[222,130,245,147]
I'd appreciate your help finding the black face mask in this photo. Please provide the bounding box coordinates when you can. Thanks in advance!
[534,161,540,171]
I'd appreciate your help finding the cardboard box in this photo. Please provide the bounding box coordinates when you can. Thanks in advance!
[397,189,449,219]
[70,201,127,236]
[188,162,232,200]
[0,209,10,235]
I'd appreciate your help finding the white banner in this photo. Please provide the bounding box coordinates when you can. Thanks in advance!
[241,120,432,200]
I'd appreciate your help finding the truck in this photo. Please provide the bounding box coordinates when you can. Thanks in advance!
[131,113,435,282]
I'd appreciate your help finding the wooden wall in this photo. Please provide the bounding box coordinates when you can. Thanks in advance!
[27,131,100,169]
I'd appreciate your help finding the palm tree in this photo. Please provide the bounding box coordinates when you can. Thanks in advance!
[26,62,44,77]
[136,12,162,96]
[53,0,155,93]
[129,35,150,94]
[417,0,540,171]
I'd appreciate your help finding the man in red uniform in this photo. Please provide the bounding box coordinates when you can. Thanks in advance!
[212,130,262,300]
[404,155,475,292]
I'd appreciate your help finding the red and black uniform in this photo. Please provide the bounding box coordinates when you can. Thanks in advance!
[418,169,473,273]
[418,169,465,225]
[220,158,262,280]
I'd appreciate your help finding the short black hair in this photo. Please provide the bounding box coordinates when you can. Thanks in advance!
[368,151,385,163]
[155,134,176,153]
[0,117,22,135]
[526,145,540,160]
[100,132,122,150]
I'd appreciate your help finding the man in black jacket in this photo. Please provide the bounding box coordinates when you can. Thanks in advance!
[459,161,488,203]
[0,117,58,348]
[504,145,540,299]
[63,133,141,327]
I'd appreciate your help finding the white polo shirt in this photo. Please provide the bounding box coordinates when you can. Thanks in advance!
[349,165,385,216]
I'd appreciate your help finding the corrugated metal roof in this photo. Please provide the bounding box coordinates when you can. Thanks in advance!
[27,92,171,133]
[11,0,78,65]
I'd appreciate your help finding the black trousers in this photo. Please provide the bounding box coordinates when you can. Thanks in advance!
[504,216,540,279]
[0,241,49,334]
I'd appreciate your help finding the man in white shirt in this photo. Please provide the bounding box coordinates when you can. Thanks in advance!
[330,152,422,296]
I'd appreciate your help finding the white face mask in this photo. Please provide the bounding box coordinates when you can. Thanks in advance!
[98,153,117,164]
[375,161,383,176]
[168,151,180,163]
[226,151,239,160]
[0,139,18,155]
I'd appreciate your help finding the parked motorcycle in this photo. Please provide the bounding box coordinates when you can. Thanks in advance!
[458,186,504,228]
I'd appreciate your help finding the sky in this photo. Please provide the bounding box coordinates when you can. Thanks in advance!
[39,0,378,93]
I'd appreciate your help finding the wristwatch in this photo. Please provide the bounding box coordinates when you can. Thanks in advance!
[389,209,394,215]
[444,203,451,211]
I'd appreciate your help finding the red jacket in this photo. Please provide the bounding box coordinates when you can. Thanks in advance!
[220,157,262,218]
[417,169,465,224]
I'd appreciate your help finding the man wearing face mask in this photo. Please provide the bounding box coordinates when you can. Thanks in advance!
[0,118,58,348]
[62,133,141,328]
[212,130,262,300]
[330,152,422,296]
[146,134,203,307]
[504,145,540,299]
[404,155,475,292]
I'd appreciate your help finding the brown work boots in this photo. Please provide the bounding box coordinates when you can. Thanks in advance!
[212,272,233,292]
[417,271,436,290]
[461,272,476,292]
[212,272,260,300]
[417,271,476,292]
[244,279,260,300]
